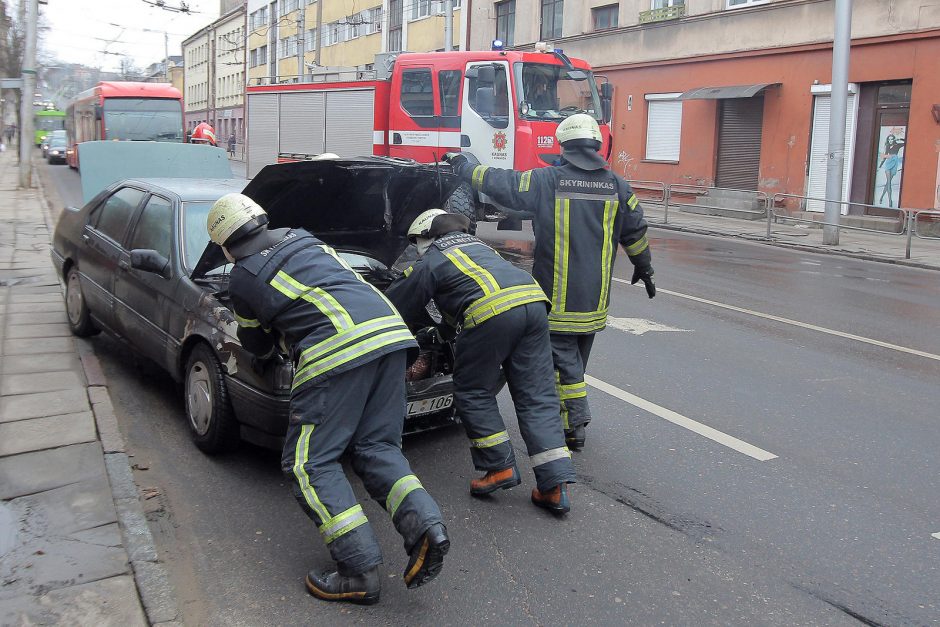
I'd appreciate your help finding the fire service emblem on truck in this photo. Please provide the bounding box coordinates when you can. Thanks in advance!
[492,131,508,152]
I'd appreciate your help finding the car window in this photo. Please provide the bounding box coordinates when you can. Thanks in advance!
[92,187,146,244]
[129,195,173,259]
[182,200,226,272]
[400,68,435,117]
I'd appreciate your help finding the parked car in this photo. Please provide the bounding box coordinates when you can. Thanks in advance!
[41,129,66,158]
[51,157,462,453]
[46,137,68,164]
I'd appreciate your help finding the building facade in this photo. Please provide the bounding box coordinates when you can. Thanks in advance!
[469,0,940,212]
[246,0,465,85]
[182,3,247,147]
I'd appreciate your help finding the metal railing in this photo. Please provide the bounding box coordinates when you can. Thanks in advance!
[639,4,687,23]
[624,180,940,261]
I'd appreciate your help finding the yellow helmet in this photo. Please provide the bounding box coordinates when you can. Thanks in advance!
[206,193,268,247]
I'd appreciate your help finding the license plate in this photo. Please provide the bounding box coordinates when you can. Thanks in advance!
[407,394,454,416]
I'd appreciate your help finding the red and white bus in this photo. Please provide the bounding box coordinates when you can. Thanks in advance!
[65,81,184,169]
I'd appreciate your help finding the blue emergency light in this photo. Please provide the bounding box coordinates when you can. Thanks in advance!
[491,39,505,51]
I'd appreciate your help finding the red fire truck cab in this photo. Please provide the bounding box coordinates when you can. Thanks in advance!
[246,48,613,221]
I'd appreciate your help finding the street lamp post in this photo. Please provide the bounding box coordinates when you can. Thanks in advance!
[823,0,853,245]
[18,0,38,189]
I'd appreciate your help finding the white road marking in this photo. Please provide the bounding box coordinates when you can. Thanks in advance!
[606,316,691,336]
[585,374,778,462]
[612,278,940,363]
[932,532,940,540]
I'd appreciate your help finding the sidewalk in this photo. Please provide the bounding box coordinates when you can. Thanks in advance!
[0,151,179,626]
[641,201,940,271]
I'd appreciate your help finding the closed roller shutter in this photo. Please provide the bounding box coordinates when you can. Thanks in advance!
[247,93,278,179]
[324,90,375,158]
[715,97,764,191]
[645,98,682,161]
[279,91,325,155]
[805,89,858,213]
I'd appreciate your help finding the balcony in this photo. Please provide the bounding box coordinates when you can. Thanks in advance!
[638,4,687,23]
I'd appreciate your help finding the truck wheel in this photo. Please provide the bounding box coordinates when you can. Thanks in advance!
[184,343,238,454]
[444,182,477,235]
[65,266,99,337]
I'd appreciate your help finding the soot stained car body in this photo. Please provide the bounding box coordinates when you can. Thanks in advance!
[51,158,461,453]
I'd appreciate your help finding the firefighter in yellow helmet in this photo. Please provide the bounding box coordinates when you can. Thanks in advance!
[444,114,655,451]
[387,209,576,514]
[206,193,449,605]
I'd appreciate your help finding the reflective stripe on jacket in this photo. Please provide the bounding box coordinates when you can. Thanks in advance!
[386,232,548,329]
[229,229,416,391]
[463,162,651,334]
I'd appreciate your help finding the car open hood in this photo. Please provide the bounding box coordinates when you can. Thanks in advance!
[192,157,459,278]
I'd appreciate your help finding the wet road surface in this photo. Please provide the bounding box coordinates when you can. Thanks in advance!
[44,162,940,625]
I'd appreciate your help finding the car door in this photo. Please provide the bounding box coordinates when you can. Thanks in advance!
[461,61,515,168]
[112,192,178,366]
[80,186,147,333]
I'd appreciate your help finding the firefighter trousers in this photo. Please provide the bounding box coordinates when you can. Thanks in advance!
[550,332,595,430]
[281,350,444,576]
[453,303,576,492]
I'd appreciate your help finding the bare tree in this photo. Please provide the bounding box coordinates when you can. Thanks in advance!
[0,0,25,143]
[119,56,143,81]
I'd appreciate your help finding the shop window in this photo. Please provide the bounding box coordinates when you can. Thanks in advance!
[645,93,682,161]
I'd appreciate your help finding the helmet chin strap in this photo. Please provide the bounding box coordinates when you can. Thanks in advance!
[222,246,236,263]
[415,238,434,256]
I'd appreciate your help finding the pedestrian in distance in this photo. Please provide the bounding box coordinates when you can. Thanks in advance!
[227,132,236,158]
[444,113,655,452]
[386,209,577,514]
[205,194,450,605]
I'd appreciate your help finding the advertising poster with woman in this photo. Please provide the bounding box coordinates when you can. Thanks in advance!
[874,125,906,208]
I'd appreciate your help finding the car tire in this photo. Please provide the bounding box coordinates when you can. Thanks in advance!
[65,266,99,337]
[184,343,238,454]
[444,182,477,235]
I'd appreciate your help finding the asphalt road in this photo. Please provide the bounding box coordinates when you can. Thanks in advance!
[43,160,940,625]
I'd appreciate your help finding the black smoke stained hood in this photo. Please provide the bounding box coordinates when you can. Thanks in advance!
[193,157,459,277]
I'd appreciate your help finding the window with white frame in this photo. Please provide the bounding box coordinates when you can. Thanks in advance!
[645,93,683,161]
[280,0,299,15]
[348,14,363,39]
[412,0,432,19]
[306,28,318,49]
[726,0,769,8]
[367,7,382,33]
[652,0,683,8]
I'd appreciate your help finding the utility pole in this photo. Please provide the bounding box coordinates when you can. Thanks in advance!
[314,0,323,66]
[443,0,453,51]
[165,31,170,81]
[19,0,37,189]
[296,1,305,81]
[823,0,853,245]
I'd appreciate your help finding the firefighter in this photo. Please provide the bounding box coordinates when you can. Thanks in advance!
[206,194,449,605]
[191,122,217,146]
[444,114,655,452]
[386,210,577,514]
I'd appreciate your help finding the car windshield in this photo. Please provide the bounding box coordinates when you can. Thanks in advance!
[183,201,230,275]
[103,98,184,142]
[513,62,602,121]
[49,139,66,148]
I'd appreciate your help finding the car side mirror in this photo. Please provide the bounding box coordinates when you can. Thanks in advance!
[475,87,496,116]
[130,249,170,278]
[600,82,614,124]
[94,104,103,121]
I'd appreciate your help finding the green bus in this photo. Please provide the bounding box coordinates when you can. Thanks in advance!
[34,109,66,145]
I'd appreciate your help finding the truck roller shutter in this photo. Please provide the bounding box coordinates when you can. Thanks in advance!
[247,93,279,179]
[324,89,375,158]
[279,91,325,155]
[715,97,764,191]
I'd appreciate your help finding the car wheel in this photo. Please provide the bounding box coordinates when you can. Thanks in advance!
[184,343,238,454]
[444,182,477,235]
[65,266,99,337]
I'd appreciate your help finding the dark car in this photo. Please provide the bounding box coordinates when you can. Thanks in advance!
[42,129,66,158]
[46,137,68,164]
[51,158,462,453]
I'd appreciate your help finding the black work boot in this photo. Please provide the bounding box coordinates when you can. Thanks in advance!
[305,566,380,605]
[565,424,586,450]
[403,523,450,589]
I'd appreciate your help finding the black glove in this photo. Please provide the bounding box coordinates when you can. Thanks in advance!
[443,152,480,177]
[251,354,274,376]
[631,265,656,299]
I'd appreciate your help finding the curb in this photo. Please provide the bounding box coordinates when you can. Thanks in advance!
[647,221,940,273]
[35,158,182,627]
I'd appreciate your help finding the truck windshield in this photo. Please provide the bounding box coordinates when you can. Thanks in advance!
[103,98,184,142]
[514,63,602,122]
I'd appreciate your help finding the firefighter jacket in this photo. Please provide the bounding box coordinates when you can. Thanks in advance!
[229,228,417,392]
[385,232,548,330]
[462,161,651,334]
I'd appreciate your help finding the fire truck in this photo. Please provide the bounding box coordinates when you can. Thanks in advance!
[245,46,613,224]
